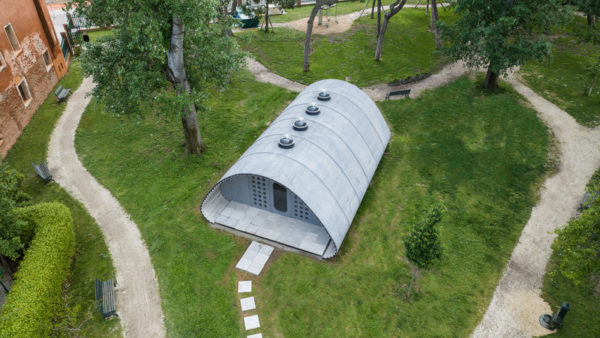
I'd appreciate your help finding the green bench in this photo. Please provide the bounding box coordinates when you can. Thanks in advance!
[95,278,117,319]
[386,89,411,100]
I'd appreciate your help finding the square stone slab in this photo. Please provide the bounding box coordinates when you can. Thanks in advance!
[238,280,252,293]
[244,314,260,330]
[240,296,256,312]
[236,241,274,275]
[247,334,263,338]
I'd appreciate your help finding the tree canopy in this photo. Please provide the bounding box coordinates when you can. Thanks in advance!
[69,0,245,154]
[404,203,444,270]
[440,0,571,90]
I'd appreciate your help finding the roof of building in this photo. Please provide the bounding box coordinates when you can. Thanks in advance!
[202,79,391,257]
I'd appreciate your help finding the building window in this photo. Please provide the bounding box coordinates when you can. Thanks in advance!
[0,52,5,71]
[42,50,52,71]
[272,182,287,212]
[4,23,22,52]
[17,78,32,106]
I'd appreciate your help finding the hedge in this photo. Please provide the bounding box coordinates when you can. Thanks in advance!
[0,202,75,337]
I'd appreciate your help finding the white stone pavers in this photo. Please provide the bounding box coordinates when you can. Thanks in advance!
[244,315,261,330]
[240,297,256,312]
[247,334,263,338]
[238,280,252,293]
[236,241,274,275]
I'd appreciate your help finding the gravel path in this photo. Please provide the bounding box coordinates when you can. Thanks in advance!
[48,77,166,338]
[472,74,600,337]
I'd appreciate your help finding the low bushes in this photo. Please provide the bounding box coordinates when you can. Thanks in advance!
[0,202,75,337]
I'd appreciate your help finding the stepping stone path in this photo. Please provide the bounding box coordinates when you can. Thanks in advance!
[241,297,257,311]
[236,241,274,337]
[236,241,274,275]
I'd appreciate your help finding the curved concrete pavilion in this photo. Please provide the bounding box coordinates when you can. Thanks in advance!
[202,79,390,258]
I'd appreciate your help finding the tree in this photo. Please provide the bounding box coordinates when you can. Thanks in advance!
[403,203,444,299]
[430,0,441,49]
[303,0,324,72]
[0,164,31,269]
[439,0,570,90]
[374,0,407,61]
[585,58,600,96]
[574,0,600,27]
[69,0,245,155]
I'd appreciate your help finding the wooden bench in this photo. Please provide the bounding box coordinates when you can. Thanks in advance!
[95,278,117,319]
[55,85,71,102]
[31,162,53,184]
[386,89,411,100]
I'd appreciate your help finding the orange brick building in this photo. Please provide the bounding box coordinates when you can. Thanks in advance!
[0,0,68,158]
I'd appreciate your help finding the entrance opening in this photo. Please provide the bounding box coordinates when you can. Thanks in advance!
[273,182,287,212]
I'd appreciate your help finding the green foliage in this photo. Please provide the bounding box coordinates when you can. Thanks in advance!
[0,203,75,337]
[551,173,600,285]
[585,58,600,96]
[76,75,550,336]
[69,0,245,117]
[278,0,296,10]
[404,203,444,269]
[0,164,32,260]
[440,0,571,75]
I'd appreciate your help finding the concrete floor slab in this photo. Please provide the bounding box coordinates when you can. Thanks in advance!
[217,202,331,256]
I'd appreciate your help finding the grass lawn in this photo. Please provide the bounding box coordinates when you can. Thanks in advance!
[520,20,600,127]
[75,70,296,336]
[75,74,552,336]
[2,61,120,336]
[85,29,114,43]
[238,8,456,87]
[269,0,396,23]
[269,0,440,23]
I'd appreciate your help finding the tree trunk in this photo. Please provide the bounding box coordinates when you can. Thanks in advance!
[303,1,322,72]
[371,0,375,19]
[167,15,205,155]
[484,67,500,91]
[377,0,382,35]
[264,0,270,32]
[231,0,238,17]
[588,12,596,27]
[406,266,418,300]
[431,0,441,49]
[375,0,407,61]
[426,0,429,15]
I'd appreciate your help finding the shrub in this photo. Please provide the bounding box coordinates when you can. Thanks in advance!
[0,203,75,337]
[0,164,32,260]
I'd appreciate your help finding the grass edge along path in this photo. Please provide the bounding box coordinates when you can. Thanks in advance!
[238,8,457,87]
[2,61,121,336]
[76,74,552,336]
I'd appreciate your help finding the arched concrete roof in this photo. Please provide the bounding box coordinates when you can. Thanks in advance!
[202,79,390,258]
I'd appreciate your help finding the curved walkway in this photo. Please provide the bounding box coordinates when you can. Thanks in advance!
[246,59,600,336]
[48,77,166,338]
[472,75,600,337]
